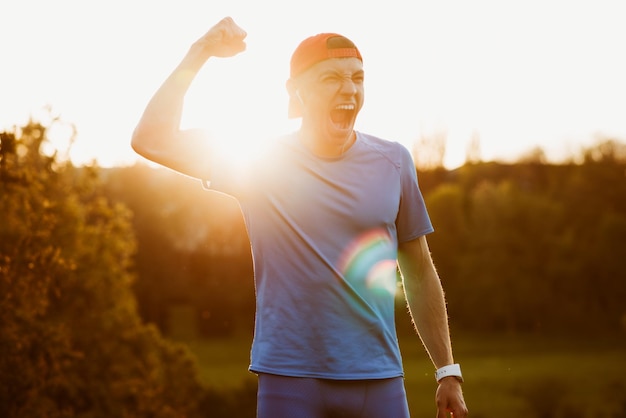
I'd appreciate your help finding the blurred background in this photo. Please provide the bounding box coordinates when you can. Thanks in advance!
[2,110,624,418]
[2,0,625,417]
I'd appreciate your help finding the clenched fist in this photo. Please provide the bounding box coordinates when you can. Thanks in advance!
[192,17,247,59]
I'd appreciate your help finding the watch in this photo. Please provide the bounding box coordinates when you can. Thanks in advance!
[435,363,464,383]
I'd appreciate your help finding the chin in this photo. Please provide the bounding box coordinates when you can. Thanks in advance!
[328,120,354,136]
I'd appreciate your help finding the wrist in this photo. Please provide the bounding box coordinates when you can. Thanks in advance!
[435,363,463,383]
[183,44,212,69]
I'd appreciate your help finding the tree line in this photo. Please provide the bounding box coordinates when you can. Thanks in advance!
[103,138,626,339]
[422,150,626,335]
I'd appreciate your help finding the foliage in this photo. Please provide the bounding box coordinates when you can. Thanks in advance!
[102,165,255,337]
[0,120,212,417]
[423,141,626,335]
[98,138,626,339]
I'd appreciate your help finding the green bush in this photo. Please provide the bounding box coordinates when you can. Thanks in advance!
[0,119,209,417]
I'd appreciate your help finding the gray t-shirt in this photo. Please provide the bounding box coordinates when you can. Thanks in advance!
[207,131,433,379]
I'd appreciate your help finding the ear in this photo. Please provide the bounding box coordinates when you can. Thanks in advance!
[286,78,297,97]
[286,78,303,118]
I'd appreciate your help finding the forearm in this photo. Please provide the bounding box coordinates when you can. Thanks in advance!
[130,44,218,179]
[132,45,208,147]
[131,18,247,178]
[404,266,454,368]
[398,237,454,369]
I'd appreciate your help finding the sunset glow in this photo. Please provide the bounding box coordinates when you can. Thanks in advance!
[2,0,625,169]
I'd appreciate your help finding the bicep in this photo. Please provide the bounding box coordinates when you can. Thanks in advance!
[131,128,213,180]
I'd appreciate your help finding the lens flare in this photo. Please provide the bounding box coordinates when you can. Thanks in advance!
[338,229,398,296]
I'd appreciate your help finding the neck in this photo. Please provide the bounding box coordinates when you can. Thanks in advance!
[299,130,356,158]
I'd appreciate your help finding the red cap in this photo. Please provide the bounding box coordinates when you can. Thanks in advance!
[288,33,362,118]
[290,33,362,79]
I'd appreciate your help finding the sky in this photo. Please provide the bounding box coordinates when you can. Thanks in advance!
[2,0,625,169]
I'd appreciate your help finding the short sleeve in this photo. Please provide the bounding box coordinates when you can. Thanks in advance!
[395,146,434,242]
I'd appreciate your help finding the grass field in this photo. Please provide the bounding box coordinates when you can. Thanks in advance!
[178,331,626,418]
[400,333,626,418]
[165,308,626,418]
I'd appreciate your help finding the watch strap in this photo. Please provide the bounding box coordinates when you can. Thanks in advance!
[435,363,463,383]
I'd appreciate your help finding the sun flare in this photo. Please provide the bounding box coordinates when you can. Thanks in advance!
[180,54,297,170]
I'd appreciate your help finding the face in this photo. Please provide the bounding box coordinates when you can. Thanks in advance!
[294,57,364,151]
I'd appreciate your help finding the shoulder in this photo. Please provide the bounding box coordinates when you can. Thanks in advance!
[357,132,414,169]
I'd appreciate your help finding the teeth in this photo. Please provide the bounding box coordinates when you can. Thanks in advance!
[335,104,355,110]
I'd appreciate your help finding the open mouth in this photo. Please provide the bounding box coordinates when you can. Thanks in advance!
[330,104,356,130]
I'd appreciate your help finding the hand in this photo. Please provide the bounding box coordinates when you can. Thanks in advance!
[192,17,247,59]
[436,377,468,417]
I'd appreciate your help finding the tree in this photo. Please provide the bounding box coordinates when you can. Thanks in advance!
[419,142,626,335]
[464,130,482,165]
[412,128,448,171]
[0,117,208,417]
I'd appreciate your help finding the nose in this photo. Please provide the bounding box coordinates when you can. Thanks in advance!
[339,77,358,96]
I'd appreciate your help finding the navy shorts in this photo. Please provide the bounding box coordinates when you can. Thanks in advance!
[256,373,411,418]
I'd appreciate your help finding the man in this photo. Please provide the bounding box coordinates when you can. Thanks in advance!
[132,16,468,418]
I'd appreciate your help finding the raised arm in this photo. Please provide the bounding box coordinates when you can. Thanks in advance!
[131,17,247,180]
[397,235,468,418]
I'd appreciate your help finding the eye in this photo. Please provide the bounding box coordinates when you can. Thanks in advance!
[321,74,342,85]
